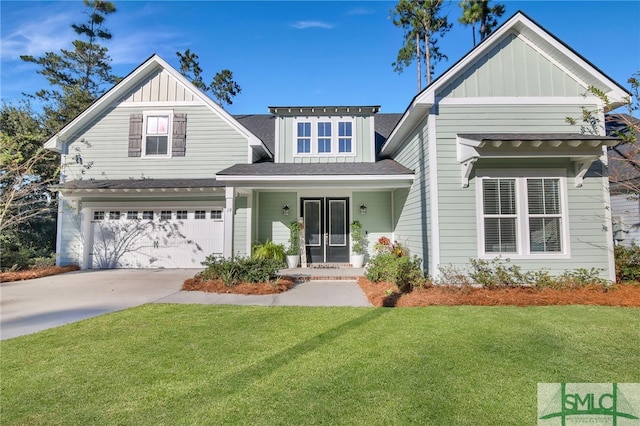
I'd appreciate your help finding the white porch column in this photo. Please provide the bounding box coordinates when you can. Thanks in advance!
[80,206,92,270]
[224,186,235,258]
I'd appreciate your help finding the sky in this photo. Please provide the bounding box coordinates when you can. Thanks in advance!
[1,0,639,115]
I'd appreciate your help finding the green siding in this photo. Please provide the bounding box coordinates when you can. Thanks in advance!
[277,115,373,163]
[434,104,611,277]
[352,191,393,256]
[390,115,432,272]
[437,34,586,98]
[257,192,298,246]
[61,104,248,181]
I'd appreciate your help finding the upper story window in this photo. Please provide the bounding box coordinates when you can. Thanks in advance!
[294,117,355,156]
[477,171,569,258]
[144,113,171,157]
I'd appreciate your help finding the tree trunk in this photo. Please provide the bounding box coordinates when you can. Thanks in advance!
[416,32,421,92]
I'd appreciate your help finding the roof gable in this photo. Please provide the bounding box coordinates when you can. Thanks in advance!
[44,54,270,158]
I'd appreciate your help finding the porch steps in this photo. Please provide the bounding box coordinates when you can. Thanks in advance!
[280,265,365,281]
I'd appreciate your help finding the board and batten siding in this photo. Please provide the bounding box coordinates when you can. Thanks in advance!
[437,33,586,99]
[434,103,611,277]
[390,115,432,272]
[256,192,298,247]
[61,105,249,181]
[276,115,374,163]
[117,68,198,103]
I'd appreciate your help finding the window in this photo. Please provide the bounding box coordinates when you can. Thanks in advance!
[127,211,139,220]
[109,211,121,220]
[211,209,222,220]
[142,211,154,220]
[160,211,172,220]
[144,113,170,157]
[318,122,331,153]
[338,121,352,153]
[93,211,105,221]
[297,122,311,154]
[479,174,567,257]
[176,210,188,220]
[195,210,206,219]
[293,118,355,155]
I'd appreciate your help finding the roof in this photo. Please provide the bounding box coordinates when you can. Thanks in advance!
[217,159,413,176]
[381,11,631,157]
[268,106,380,115]
[458,133,620,142]
[53,178,224,190]
[606,114,640,192]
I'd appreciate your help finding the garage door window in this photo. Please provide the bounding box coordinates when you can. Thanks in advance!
[93,211,105,221]
[109,211,121,220]
[195,210,206,219]
[211,210,222,220]
[142,211,154,220]
[127,211,139,220]
[177,211,188,219]
[160,211,172,220]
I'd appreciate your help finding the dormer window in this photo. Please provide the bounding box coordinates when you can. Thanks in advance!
[294,117,355,156]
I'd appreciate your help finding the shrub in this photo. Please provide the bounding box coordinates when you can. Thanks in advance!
[615,244,640,283]
[29,255,56,269]
[286,221,301,256]
[468,258,530,288]
[199,255,283,286]
[252,240,286,263]
[366,252,425,293]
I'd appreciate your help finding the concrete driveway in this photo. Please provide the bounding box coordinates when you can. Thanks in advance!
[0,269,195,340]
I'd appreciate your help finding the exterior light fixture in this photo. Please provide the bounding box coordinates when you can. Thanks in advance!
[360,204,367,215]
[282,205,290,216]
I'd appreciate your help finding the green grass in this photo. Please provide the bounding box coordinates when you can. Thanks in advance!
[2,305,639,425]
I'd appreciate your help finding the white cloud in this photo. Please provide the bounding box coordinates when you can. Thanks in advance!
[347,8,375,16]
[1,11,76,61]
[290,21,335,30]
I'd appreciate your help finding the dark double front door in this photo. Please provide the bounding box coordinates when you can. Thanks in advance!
[301,198,349,264]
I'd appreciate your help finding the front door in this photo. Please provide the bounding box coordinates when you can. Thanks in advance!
[301,197,349,264]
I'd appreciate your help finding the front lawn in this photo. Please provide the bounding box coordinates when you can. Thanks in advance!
[2,305,639,424]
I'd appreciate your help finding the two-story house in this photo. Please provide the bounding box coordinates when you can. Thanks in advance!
[46,12,629,280]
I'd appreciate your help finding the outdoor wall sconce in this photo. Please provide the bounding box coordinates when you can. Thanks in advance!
[282,205,290,216]
[360,204,367,215]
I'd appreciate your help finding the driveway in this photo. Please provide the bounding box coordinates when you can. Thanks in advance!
[0,269,194,340]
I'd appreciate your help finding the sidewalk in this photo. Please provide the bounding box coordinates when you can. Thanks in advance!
[154,280,372,307]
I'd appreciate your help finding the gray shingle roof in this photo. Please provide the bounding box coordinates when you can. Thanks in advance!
[54,178,223,190]
[217,159,413,176]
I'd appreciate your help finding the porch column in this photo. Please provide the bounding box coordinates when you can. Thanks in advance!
[224,186,235,258]
[80,206,92,270]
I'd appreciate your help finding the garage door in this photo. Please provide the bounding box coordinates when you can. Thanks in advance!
[90,208,224,268]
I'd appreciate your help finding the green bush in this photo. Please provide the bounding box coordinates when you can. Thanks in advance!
[199,255,283,286]
[29,255,56,269]
[365,252,425,293]
[252,240,286,262]
[468,258,529,288]
[615,244,640,283]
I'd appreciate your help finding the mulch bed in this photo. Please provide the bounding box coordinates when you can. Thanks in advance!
[182,276,296,295]
[0,265,80,283]
[358,277,640,307]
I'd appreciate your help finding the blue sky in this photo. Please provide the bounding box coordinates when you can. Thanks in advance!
[1,0,639,114]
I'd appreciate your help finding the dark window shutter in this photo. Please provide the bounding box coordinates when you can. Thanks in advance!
[128,114,143,157]
[172,113,187,157]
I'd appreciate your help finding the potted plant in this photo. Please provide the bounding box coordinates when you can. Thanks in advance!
[285,220,301,268]
[350,220,366,268]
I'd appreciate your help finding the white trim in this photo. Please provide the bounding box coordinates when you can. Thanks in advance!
[79,200,224,209]
[437,96,602,106]
[55,194,64,266]
[224,186,235,258]
[274,116,280,162]
[369,116,376,162]
[475,169,571,260]
[141,110,173,158]
[116,101,202,107]
[81,207,92,270]
[427,112,441,276]
[246,191,253,257]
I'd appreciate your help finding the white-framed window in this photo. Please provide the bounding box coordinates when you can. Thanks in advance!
[176,210,188,220]
[160,211,172,221]
[109,211,121,220]
[195,210,206,219]
[294,117,355,156]
[127,211,139,220]
[477,170,569,258]
[142,211,154,220]
[93,211,105,221]
[143,112,172,157]
[211,209,223,220]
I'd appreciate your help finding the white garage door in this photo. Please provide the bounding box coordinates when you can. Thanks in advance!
[90,208,224,268]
